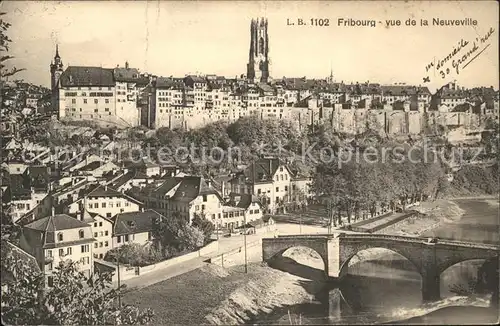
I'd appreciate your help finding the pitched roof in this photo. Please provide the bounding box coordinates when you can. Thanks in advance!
[381,85,430,96]
[156,77,185,89]
[112,209,163,236]
[85,185,143,205]
[240,158,284,183]
[24,214,90,232]
[171,176,213,202]
[229,193,261,209]
[60,66,115,87]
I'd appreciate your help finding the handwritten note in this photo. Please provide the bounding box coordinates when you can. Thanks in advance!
[423,27,495,83]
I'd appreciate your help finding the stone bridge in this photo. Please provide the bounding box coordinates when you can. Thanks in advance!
[262,233,500,301]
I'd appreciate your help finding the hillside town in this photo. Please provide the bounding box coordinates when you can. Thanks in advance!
[1,8,499,326]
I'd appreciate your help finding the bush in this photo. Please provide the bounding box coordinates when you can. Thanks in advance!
[104,243,163,267]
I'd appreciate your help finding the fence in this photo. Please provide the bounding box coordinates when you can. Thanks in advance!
[209,239,262,267]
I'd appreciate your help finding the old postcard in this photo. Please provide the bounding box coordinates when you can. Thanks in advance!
[1,0,499,325]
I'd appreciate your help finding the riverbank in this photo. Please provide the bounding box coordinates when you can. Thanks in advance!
[123,199,496,325]
[122,224,328,325]
[379,199,465,237]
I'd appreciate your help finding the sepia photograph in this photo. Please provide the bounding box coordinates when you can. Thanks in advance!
[1,0,499,325]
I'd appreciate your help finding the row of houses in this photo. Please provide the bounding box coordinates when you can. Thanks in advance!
[2,144,311,286]
[48,45,499,131]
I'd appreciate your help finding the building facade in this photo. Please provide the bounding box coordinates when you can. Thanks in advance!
[19,213,95,286]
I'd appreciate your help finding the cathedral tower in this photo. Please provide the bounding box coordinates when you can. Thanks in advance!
[247,18,270,84]
[50,45,64,114]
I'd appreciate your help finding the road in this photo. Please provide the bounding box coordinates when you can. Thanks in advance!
[116,223,329,291]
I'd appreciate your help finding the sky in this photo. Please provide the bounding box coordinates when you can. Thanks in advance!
[2,0,499,92]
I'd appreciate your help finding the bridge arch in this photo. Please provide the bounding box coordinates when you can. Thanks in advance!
[339,246,423,280]
[262,238,330,276]
[437,253,499,277]
[439,256,499,294]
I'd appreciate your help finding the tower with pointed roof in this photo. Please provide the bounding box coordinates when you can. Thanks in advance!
[247,18,270,84]
[50,45,64,114]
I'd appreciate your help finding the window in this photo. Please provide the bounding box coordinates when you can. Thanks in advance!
[106,213,111,218]
[280,167,283,172]
[105,241,109,247]
[94,232,98,237]
[105,99,109,104]
[105,231,109,236]
[117,236,121,243]
[99,242,103,247]
[99,253,103,259]
[59,249,64,256]
[109,202,113,208]
[83,99,87,104]
[47,250,52,257]
[79,229,84,239]
[67,247,72,255]
[276,187,279,192]
[257,189,261,194]
[94,243,98,248]
[57,233,63,241]
[203,195,207,202]
[284,186,288,192]
[48,276,54,287]
[125,202,129,207]
[81,245,89,253]
[280,175,283,181]
[124,235,129,242]
[99,222,103,227]
[102,203,106,208]
[116,202,121,207]
[94,99,98,104]
[212,214,216,219]
[99,231,103,236]
[72,99,76,104]
[201,204,205,210]
[47,263,53,271]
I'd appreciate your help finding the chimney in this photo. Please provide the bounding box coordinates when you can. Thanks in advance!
[221,181,225,197]
[51,207,55,216]
[104,185,107,191]
[207,180,212,188]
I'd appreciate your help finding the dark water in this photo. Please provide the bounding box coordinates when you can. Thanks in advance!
[251,198,499,325]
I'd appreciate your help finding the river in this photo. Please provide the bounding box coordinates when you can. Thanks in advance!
[250,198,499,325]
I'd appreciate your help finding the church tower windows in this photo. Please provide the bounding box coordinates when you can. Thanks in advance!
[247,18,270,84]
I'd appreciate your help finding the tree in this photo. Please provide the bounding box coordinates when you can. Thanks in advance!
[104,243,163,267]
[191,212,215,244]
[1,9,25,79]
[153,212,204,257]
[1,255,154,325]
